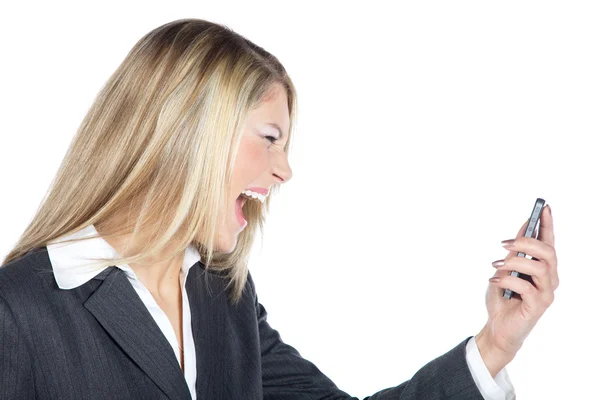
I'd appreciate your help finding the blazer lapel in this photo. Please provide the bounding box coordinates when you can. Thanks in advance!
[185,266,242,398]
[83,267,191,400]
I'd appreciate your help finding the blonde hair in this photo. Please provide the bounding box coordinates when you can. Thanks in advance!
[1,18,297,305]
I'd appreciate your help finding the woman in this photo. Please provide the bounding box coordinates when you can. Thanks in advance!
[0,19,558,399]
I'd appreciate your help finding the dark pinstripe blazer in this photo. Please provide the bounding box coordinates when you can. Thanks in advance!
[0,247,485,399]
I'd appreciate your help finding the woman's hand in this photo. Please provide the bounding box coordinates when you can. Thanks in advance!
[475,204,558,377]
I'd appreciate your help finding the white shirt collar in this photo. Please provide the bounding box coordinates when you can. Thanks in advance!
[47,224,201,290]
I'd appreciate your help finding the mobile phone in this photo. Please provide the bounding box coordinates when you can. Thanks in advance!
[502,198,546,300]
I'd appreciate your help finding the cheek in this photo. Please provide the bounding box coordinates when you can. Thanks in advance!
[234,141,269,179]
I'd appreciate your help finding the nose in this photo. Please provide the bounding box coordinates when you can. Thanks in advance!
[271,149,293,185]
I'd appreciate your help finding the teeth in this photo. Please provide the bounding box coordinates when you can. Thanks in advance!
[240,189,266,203]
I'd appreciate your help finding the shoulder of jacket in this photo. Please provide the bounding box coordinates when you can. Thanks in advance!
[0,247,53,299]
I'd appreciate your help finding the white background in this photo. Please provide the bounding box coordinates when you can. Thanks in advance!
[1,1,598,398]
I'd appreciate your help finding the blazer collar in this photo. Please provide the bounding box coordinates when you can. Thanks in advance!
[46,224,201,290]
[83,266,194,400]
[79,250,236,400]
[46,224,205,399]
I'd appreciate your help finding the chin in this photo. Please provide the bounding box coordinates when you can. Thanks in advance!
[214,232,238,254]
[216,243,236,254]
[193,235,235,254]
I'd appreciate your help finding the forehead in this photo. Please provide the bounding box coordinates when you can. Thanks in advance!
[250,85,290,137]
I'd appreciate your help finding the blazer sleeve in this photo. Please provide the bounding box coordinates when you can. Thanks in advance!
[0,293,36,399]
[252,278,485,400]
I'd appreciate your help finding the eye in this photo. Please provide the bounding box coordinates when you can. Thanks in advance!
[264,135,278,144]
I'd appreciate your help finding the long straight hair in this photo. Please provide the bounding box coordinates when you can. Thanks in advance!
[2,18,297,305]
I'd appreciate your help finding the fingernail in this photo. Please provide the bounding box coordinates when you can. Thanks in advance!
[547,204,552,216]
[501,239,515,248]
[489,277,500,283]
[492,260,505,268]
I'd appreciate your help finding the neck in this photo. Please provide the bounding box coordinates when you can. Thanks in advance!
[94,219,186,296]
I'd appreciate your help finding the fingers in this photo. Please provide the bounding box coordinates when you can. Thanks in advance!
[507,204,553,253]
[502,204,558,291]
[538,205,555,248]
[502,239,558,290]
[492,256,552,293]
[503,237,556,267]
[489,274,554,314]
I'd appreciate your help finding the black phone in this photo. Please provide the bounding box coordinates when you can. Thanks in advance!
[502,198,546,300]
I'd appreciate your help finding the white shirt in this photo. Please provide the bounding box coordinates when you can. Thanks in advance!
[46,224,515,399]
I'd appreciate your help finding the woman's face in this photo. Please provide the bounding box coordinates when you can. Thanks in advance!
[213,83,292,253]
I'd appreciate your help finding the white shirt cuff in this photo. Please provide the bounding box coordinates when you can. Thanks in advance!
[465,336,516,400]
